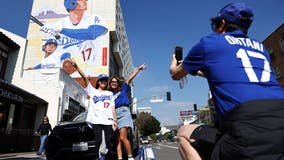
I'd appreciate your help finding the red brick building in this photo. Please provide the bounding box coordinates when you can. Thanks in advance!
[263,23,284,88]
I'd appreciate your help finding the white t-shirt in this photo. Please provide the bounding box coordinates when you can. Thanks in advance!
[85,83,115,125]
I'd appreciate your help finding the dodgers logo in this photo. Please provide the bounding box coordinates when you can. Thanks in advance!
[93,95,111,104]
[60,36,86,49]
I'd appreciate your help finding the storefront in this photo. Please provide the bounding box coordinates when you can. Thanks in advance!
[62,97,85,121]
[0,79,47,153]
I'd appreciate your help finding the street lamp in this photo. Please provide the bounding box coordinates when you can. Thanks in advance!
[131,92,171,105]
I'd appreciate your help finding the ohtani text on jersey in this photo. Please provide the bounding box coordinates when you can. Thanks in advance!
[225,35,264,53]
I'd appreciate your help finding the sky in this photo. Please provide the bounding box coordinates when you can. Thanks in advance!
[119,0,284,126]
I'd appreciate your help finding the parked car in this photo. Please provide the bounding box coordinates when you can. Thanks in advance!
[45,112,116,160]
[45,112,139,160]
[141,137,149,144]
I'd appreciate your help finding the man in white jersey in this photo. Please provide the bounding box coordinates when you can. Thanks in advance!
[70,59,117,160]
[42,0,108,76]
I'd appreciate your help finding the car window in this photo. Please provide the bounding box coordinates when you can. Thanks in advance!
[72,112,87,122]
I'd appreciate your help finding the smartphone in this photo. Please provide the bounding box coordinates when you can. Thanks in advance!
[175,46,183,65]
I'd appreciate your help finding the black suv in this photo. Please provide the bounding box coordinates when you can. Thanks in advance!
[45,112,139,160]
[45,112,114,160]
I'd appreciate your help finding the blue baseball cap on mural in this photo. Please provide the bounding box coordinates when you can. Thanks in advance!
[42,39,58,51]
[45,39,58,46]
[64,0,78,12]
[212,2,254,29]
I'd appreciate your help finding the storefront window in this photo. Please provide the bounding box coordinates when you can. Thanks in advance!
[279,37,284,53]
[0,101,9,129]
[0,49,8,79]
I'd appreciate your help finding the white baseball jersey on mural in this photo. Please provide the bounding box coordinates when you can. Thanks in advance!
[52,13,108,76]
[39,50,62,69]
[85,83,114,125]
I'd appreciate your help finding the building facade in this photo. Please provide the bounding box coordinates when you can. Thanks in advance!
[0,29,49,153]
[0,0,135,154]
[262,23,284,88]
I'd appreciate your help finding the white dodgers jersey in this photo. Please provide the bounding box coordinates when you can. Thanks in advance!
[85,83,114,125]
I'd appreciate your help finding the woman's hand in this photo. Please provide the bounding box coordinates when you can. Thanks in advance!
[138,63,147,71]
[112,121,118,131]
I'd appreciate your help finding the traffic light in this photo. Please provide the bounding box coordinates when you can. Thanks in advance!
[193,104,197,111]
[166,92,171,101]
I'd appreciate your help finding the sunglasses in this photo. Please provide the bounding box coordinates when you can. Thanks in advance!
[111,80,118,84]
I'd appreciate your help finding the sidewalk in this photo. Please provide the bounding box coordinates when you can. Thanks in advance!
[0,152,43,160]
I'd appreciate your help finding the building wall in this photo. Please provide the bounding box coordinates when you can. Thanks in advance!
[263,23,284,88]
[114,0,134,79]
[0,28,49,154]
[19,68,87,127]
[1,0,133,129]
[15,0,134,126]
[24,0,133,80]
[0,28,27,83]
[1,0,135,154]
[26,0,110,78]
[0,0,133,152]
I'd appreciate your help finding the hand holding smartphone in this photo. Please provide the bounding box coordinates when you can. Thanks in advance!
[175,46,183,65]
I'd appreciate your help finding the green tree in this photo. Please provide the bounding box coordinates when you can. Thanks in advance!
[136,112,151,132]
[138,113,161,137]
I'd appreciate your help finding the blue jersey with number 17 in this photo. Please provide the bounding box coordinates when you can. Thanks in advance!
[182,30,284,116]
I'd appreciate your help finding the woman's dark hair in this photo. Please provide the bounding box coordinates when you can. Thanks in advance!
[43,116,49,123]
[95,78,108,89]
[108,76,122,93]
[224,21,248,35]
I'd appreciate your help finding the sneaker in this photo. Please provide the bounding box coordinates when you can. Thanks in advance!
[36,152,42,156]
[128,157,135,160]
[99,154,105,160]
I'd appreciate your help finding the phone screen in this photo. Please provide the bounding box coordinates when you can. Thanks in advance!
[175,46,183,65]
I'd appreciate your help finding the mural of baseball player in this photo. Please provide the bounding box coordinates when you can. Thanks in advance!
[40,0,108,76]
[26,39,71,70]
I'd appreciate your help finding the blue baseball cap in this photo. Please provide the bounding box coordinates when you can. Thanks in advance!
[45,39,58,46]
[95,74,109,89]
[212,3,253,29]
[42,39,58,51]
[97,74,109,81]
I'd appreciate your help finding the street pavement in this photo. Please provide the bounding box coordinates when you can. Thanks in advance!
[0,152,45,160]
[0,141,180,160]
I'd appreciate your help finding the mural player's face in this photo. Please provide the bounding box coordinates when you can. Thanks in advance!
[75,0,87,11]
[45,44,57,54]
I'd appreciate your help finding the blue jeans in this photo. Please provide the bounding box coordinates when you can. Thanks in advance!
[38,134,48,154]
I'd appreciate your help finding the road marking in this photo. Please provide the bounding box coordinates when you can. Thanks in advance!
[157,143,178,149]
[155,146,161,149]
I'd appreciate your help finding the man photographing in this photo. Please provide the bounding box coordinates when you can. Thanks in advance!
[170,2,284,160]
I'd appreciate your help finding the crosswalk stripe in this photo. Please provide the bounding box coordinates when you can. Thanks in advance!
[157,143,178,149]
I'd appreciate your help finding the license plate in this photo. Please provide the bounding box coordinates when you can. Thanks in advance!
[72,142,88,152]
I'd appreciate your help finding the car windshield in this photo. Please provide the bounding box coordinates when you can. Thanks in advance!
[72,112,87,122]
